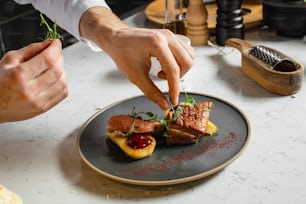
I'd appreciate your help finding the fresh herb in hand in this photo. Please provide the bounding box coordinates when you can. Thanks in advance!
[40,13,62,40]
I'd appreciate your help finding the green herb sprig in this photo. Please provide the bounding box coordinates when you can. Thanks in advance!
[124,107,159,136]
[129,106,158,120]
[128,93,196,137]
[40,13,63,40]
[184,92,196,106]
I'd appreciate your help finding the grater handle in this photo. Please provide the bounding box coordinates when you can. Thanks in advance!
[225,38,254,53]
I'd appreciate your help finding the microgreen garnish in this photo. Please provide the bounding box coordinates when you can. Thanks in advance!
[185,94,196,106]
[174,106,183,119]
[126,118,135,136]
[167,93,195,123]
[40,13,63,40]
[129,106,158,120]
[182,92,196,106]
[127,93,196,137]
[125,107,159,136]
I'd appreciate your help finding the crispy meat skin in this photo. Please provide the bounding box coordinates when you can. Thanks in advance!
[166,101,213,145]
[107,115,163,134]
[106,101,213,145]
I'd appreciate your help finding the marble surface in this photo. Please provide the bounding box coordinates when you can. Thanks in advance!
[1,11,306,204]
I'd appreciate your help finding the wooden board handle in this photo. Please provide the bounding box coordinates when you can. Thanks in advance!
[225,38,254,53]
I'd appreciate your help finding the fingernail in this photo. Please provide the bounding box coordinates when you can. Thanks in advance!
[159,100,169,110]
[171,96,179,106]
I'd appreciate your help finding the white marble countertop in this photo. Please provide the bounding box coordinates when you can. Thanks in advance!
[1,11,306,204]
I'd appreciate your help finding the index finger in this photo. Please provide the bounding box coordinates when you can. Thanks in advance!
[17,40,53,63]
[152,40,180,106]
[21,39,63,79]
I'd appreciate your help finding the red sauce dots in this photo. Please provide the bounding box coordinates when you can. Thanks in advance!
[126,134,153,149]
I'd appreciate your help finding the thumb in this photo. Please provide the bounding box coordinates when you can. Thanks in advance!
[17,40,54,63]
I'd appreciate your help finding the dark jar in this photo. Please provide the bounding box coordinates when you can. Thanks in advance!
[215,0,244,46]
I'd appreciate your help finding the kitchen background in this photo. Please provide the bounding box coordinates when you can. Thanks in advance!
[2,0,305,58]
[0,0,153,57]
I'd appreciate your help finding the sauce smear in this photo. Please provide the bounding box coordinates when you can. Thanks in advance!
[127,134,153,149]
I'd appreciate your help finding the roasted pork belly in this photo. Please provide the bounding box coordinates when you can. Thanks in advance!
[107,115,163,134]
[165,101,213,145]
[106,101,214,145]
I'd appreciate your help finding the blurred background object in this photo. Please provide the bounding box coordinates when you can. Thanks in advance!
[164,0,187,35]
[263,0,306,37]
[0,0,153,57]
[3,0,305,58]
[144,0,263,35]
[186,0,209,46]
[215,0,244,46]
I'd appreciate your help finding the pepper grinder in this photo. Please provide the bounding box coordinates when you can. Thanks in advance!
[186,0,209,46]
[216,0,244,46]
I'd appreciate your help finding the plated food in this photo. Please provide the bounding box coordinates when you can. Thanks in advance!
[106,96,218,160]
[107,118,157,159]
[78,93,250,186]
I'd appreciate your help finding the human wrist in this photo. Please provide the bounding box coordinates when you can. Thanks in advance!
[79,6,128,51]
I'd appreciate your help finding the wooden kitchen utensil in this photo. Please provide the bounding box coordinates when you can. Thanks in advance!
[226,38,304,95]
[145,0,263,34]
[186,0,209,46]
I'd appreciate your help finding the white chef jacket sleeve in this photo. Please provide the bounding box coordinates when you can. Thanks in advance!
[14,0,110,51]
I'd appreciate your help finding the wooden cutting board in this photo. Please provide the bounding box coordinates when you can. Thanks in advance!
[145,0,263,33]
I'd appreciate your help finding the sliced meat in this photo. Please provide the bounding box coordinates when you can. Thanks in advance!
[106,101,214,145]
[166,128,199,144]
[165,101,213,145]
[107,115,163,134]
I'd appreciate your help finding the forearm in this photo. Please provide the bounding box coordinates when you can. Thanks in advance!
[79,6,129,52]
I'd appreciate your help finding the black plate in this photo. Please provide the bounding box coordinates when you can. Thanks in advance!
[77,93,250,186]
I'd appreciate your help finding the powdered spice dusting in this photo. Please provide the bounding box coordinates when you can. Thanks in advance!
[128,132,242,177]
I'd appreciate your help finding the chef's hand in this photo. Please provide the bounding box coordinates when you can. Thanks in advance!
[0,39,68,122]
[80,7,194,110]
[103,27,194,109]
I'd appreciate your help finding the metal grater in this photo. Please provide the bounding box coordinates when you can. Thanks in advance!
[225,38,304,95]
[249,45,299,72]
